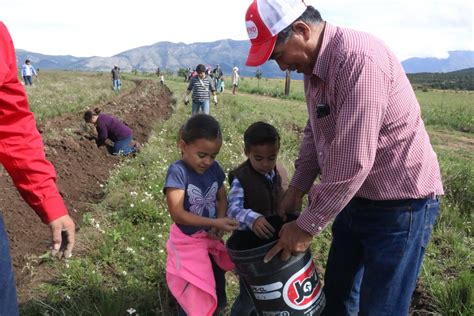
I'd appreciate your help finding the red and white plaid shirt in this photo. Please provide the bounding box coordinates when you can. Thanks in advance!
[293,23,444,235]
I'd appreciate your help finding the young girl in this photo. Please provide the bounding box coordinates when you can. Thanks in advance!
[164,114,239,316]
[83,108,137,155]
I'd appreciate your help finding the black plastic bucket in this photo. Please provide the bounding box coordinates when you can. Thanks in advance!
[227,215,325,316]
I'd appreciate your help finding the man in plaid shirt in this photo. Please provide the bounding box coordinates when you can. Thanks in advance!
[243,1,443,315]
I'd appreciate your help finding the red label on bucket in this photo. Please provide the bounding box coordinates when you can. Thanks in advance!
[282,259,322,310]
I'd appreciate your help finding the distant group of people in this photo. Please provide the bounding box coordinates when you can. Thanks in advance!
[183,63,241,115]
[185,64,218,115]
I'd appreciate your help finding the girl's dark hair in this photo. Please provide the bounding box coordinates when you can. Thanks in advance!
[276,6,323,46]
[195,64,206,73]
[84,107,101,123]
[244,121,280,150]
[180,114,222,144]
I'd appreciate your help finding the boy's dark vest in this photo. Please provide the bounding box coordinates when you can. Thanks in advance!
[229,160,287,217]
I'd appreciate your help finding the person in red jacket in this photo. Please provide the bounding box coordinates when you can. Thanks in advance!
[0,21,76,315]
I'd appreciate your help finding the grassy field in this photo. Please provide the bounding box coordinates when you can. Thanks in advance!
[20,72,473,315]
[26,71,135,123]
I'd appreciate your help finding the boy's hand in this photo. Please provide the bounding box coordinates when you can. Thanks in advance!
[252,217,275,239]
[214,217,239,232]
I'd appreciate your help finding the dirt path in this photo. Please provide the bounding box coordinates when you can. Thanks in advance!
[0,79,173,301]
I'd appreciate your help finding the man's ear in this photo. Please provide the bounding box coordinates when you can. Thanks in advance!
[292,21,312,41]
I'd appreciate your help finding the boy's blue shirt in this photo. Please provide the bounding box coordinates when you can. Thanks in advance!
[227,169,275,230]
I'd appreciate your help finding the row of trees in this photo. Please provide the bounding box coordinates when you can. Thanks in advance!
[407,69,474,91]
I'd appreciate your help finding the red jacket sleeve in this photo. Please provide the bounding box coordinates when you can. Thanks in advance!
[0,21,68,224]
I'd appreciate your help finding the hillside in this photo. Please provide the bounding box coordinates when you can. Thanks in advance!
[16,42,474,77]
[17,40,287,78]
[402,51,474,74]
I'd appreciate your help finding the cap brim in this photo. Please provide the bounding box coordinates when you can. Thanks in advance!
[245,35,277,67]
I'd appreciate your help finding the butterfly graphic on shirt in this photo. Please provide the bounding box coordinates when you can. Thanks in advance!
[187,182,218,217]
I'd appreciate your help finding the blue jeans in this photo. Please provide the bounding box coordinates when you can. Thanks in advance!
[230,278,257,316]
[177,255,227,316]
[23,76,33,86]
[191,99,210,115]
[112,135,136,155]
[0,216,19,316]
[322,198,440,316]
[112,79,121,91]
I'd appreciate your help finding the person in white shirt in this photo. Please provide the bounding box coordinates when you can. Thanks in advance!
[231,66,239,95]
[21,59,37,86]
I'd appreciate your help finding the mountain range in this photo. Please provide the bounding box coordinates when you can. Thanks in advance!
[15,40,474,77]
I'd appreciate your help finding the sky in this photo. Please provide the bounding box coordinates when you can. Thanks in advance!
[1,0,473,61]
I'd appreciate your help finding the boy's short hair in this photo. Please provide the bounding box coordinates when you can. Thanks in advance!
[196,64,206,73]
[244,121,280,150]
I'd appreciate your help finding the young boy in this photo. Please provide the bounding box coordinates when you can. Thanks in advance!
[227,121,288,315]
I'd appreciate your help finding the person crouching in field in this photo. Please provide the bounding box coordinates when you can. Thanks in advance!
[164,114,239,316]
[227,122,289,315]
[83,108,138,156]
[184,64,218,115]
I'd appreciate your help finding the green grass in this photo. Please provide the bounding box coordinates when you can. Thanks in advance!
[19,73,473,315]
[24,71,134,123]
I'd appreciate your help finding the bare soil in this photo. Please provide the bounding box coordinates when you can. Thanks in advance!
[0,80,173,301]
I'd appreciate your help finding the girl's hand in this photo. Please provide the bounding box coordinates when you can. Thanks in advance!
[214,217,239,232]
[208,227,224,240]
[252,217,275,240]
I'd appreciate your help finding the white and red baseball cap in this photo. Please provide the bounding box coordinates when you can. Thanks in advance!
[245,0,307,67]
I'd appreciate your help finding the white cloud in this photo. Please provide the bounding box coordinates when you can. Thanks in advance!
[2,0,473,60]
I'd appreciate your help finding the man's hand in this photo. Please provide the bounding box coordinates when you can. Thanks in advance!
[277,186,304,221]
[49,215,75,259]
[213,95,218,105]
[252,216,275,239]
[184,96,190,105]
[263,221,312,263]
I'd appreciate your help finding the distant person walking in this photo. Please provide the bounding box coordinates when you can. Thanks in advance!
[160,75,165,85]
[231,66,239,95]
[212,64,223,93]
[1,22,76,316]
[21,59,37,86]
[185,64,218,115]
[218,77,225,93]
[111,65,121,91]
[84,108,138,156]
